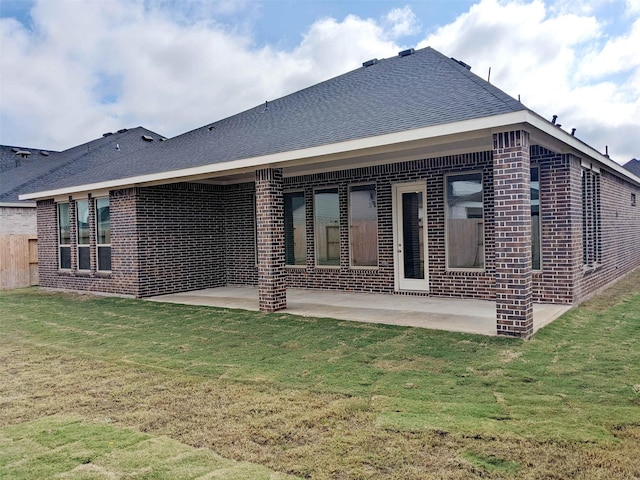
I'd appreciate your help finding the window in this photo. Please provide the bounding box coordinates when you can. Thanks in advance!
[349,184,378,267]
[284,191,306,266]
[632,193,637,207]
[446,173,484,269]
[582,166,601,267]
[58,203,71,269]
[96,197,111,271]
[531,166,541,270]
[76,199,90,270]
[314,187,340,266]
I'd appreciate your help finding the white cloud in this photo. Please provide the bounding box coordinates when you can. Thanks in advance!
[0,0,638,163]
[384,6,421,38]
[418,0,639,162]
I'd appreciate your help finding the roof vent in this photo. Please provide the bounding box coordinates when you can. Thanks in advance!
[451,58,472,70]
[398,48,415,57]
[362,58,379,67]
[15,150,31,158]
[40,151,50,156]
[103,132,113,137]
[208,125,215,131]
[141,135,154,142]
[11,147,19,152]
[117,128,128,133]
[159,137,167,141]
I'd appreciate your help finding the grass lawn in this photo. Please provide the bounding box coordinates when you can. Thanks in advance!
[1,271,639,479]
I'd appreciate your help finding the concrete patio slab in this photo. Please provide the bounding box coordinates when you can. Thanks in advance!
[147,287,571,336]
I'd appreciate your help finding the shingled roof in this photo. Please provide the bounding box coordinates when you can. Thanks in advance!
[1,127,164,203]
[23,47,529,196]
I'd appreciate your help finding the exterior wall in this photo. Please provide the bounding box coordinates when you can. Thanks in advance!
[531,149,583,303]
[37,190,140,295]
[1,205,37,234]
[136,183,226,297]
[281,151,497,298]
[575,167,640,302]
[224,183,258,286]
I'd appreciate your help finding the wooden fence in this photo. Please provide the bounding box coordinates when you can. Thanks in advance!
[0,235,38,289]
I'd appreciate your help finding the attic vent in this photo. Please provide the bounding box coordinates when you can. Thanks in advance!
[451,57,472,70]
[398,48,415,57]
[15,150,31,158]
[362,58,379,67]
[117,128,128,133]
[103,132,113,137]
[11,147,19,152]
[40,151,50,156]
[141,135,154,142]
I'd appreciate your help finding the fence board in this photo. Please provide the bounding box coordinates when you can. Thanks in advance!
[0,235,38,289]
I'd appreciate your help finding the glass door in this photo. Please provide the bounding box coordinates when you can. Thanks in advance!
[393,182,428,292]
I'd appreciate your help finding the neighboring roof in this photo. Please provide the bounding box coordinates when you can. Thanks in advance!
[1,127,164,203]
[623,158,640,177]
[22,47,527,196]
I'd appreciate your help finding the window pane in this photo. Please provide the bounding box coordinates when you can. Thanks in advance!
[76,200,90,245]
[402,191,424,279]
[349,184,378,266]
[98,246,111,271]
[314,187,339,266]
[531,167,541,270]
[96,197,110,245]
[59,246,71,269]
[446,173,484,269]
[78,245,90,270]
[284,192,306,265]
[58,203,70,245]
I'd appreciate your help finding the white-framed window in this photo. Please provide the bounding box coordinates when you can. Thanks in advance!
[445,172,484,270]
[58,202,71,270]
[349,184,378,267]
[284,191,306,266]
[531,166,541,270]
[95,197,111,271]
[582,165,601,268]
[314,187,340,266]
[76,199,90,270]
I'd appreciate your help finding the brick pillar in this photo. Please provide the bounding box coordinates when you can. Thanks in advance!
[256,168,286,312]
[493,130,533,338]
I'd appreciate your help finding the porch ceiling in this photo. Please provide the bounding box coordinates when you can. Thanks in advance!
[146,287,570,337]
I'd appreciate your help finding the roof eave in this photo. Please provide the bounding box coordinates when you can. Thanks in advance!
[19,110,639,200]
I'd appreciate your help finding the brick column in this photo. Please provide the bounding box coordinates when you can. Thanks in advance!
[493,130,533,337]
[256,168,286,312]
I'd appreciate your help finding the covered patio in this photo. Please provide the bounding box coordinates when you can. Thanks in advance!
[147,287,571,337]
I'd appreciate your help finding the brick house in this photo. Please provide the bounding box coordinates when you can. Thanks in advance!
[19,47,640,338]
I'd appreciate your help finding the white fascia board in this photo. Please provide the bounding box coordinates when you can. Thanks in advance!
[18,109,639,200]
[523,111,640,185]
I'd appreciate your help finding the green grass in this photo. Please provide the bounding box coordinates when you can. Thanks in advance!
[0,416,297,479]
[1,272,639,478]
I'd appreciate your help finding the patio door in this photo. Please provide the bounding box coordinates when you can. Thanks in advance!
[393,182,429,292]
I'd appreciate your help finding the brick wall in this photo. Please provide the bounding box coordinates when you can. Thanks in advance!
[282,151,497,298]
[136,183,226,297]
[0,206,37,234]
[37,190,139,295]
[575,168,640,302]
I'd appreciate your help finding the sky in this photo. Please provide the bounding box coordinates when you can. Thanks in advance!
[0,0,638,164]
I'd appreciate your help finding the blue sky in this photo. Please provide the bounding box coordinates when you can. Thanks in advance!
[1,0,638,163]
